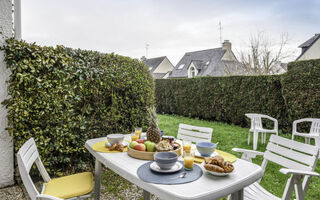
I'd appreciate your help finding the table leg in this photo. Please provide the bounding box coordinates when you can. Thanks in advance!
[94,159,102,200]
[143,190,151,200]
[230,189,244,200]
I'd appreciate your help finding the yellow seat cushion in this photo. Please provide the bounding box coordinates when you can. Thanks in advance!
[43,172,93,199]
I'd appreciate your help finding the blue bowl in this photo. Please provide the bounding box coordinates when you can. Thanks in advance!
[154,152,178,170]
[196,142,217,157]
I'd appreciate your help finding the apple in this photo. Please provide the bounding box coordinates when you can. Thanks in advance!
[134,143,146,151]
[136,139,145,144]
[144,141,151,146]
[146,142,156,152]
[129,141,138,149]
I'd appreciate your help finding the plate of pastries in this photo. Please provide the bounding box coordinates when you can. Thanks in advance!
[203,155,234,176]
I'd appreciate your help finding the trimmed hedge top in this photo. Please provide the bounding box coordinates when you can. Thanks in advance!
[156,59,320,133]
[2,38,154,174]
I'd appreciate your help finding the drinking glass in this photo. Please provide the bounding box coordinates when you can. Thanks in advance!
[135,127,142,139]
[131,132,139,141]
[183,140,192,151]
[183,151,195,170]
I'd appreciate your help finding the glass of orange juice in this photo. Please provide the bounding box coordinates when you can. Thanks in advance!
[183,151,195,170]
[183,140,192,152]
[131,132,139,141]
[135,127,142,139]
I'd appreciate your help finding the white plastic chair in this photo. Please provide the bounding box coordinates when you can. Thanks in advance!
[232,135,319,200]
[292,118,320,148]
[245,113,278,150]
[17,138,93,200]
[177,123,213,143]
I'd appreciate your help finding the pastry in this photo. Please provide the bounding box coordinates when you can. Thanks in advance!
[205,156,224,166]
[222,161,234,173]
[204,164,225,173]
[156,140,173,151]
[109,142,125,152]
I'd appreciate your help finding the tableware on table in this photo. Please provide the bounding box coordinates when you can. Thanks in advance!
[150,161,183,173]
[169,172,187,179]
[206,169,234,176]
[195,151,218,158]
[131,132,139,141]
[202,162,235,176]
[183,140,192,152]
[107,134,124,145]
[105,141,128,148]
[154,152,178,170]
[183,151,195,170]
[128,142,181,160]
[196,142,217,157]
[135,127,142,139]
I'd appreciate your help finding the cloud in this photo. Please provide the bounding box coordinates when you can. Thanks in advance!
[22,0,319,65]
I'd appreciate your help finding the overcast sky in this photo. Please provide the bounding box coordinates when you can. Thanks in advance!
[22,0,320,65]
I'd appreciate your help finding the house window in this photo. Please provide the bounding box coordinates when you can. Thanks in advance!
[178,64,185,69]
[191,67,196,78]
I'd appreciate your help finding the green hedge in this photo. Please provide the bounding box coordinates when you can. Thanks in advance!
[281,59,320,125]
[156,59,320,132]
[2,39,154,174]
[156,76,287,130]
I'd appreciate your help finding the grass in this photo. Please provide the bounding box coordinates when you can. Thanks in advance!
[158,114,320,200]
[100,114,320,200]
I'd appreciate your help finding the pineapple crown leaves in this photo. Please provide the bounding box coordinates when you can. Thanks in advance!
[147,106,158,127]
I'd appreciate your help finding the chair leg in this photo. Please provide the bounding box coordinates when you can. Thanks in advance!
[248,131,251,145]
[305,138,310,144]
[253,131,258,150]
[263,133,267,144]
[261,133,264,144]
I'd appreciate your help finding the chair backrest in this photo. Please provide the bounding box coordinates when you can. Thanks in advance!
[177,123,213,143]
[310,119,320,134]
[261,135,319,196]
[245,113,263,129]
[17,138,51,200]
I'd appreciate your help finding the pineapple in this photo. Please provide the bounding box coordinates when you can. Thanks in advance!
[146,107,161,143]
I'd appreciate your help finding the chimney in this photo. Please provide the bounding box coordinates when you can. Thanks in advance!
[221,40,235,61]
[222,40,232,52]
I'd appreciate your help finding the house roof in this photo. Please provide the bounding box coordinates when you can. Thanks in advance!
[169,48,241,78]
[298,34,320,48]
[297,34,320,60]
[152,73,167,79]
[143,56,166,72]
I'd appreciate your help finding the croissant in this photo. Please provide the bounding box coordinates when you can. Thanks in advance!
[204,164,225,173]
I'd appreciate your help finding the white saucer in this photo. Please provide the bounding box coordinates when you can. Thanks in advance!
[150,162,183,173]
[105,141,129,148]
[195,151,218,158]
[206,169,235,176]
[201,162,234,176]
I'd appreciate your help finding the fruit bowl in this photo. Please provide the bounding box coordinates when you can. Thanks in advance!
[127,142,181,160]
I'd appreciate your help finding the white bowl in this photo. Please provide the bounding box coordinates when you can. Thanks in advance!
[107,134,124,145]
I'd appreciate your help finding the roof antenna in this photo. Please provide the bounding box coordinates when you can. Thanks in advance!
[219,21,223,44]
[145,43,150,58]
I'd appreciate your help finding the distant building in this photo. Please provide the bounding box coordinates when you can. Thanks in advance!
[296,33,320,61]
[169,40,243,78]
[143,56,174,79]
[270,61,287,74]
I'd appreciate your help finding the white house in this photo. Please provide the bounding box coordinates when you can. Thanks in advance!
[296,33,320,61]
[169,40,243,78]
[143,56,174,79]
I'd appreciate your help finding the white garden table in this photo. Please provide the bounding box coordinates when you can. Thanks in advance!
[85,136,263,200]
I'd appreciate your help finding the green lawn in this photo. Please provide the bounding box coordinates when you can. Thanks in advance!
[158,114,320,200]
